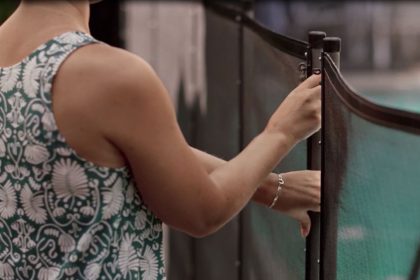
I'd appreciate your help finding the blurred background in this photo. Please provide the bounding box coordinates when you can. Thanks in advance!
[1,0,420,279]
[253,1,420,113]
[3,0,419,112]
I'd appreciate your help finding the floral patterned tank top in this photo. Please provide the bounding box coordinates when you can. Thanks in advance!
[0,31,165,280]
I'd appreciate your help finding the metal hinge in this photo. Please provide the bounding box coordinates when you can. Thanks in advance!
[298,62,307,82]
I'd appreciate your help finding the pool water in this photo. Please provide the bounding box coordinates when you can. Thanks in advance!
[360,89,420,114]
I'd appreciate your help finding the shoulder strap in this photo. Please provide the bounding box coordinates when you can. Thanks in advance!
[40,31,99,106]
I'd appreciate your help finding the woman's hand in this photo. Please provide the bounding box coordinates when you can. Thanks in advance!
[265,74,321,143]
[254,170,320,237]
[277,170,320,238]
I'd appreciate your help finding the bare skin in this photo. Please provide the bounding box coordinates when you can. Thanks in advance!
[0,0,321,237]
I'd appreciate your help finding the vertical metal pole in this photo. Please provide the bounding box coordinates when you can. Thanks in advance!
[323,37,341,68]
[306,31,326,280]
[320,36,341,280]
[237,3,245,280]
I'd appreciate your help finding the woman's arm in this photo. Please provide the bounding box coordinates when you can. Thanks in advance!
[191,148,320,237]
[72,46,321,237]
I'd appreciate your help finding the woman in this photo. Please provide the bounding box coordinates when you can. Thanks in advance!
[0,0,321,279]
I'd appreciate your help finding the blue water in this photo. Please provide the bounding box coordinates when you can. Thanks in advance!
[360,89,420,114]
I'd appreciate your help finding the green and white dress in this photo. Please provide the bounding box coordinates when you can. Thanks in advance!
[0,31,165,280]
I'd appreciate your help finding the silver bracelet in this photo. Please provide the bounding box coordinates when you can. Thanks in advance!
[269,173,285,209]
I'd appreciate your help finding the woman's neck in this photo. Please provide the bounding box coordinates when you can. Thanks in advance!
[3,0,90,36]
[0,0,91,67]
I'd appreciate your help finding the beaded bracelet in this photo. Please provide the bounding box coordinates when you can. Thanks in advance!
[269,173,285,209]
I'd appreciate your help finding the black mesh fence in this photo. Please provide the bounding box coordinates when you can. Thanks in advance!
[171,4,241,280]
[172,2,311,280]
[322,54,420,280]
[172,2,420,280]
[241,12,308,280]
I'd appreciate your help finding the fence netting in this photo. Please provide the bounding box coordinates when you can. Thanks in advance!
[171,2,311,280]
[241,14,308,280]
[173,2,420,280]
[322,54,420,280]
[171,4,241,280]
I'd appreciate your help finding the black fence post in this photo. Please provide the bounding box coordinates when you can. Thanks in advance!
[320,37,341,280]
[323,38,341,68]
[306,31,326,280]
[237,2,245,280]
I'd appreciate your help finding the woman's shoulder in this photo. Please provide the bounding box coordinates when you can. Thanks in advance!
[57,42,165,102]
[66,43,153,84]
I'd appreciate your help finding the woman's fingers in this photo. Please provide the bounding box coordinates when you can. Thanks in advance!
[300,213,311,238]
[310,205,321,213]
[298,74,321,89]
[272,170,321,238]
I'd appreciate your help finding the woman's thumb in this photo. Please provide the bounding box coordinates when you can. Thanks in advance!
[300,213,311,238]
